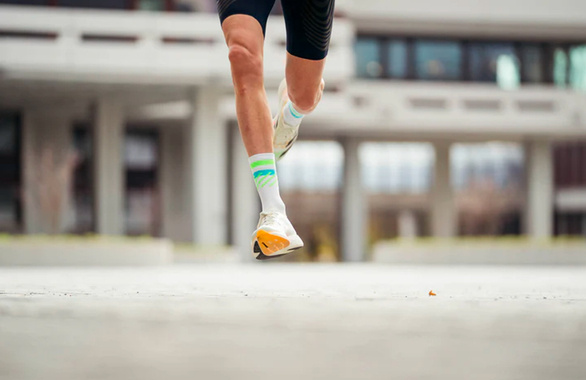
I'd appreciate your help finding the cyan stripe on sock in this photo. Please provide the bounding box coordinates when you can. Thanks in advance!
[253,169,275,178]
[252,169,277,189]
[288,102,304,119]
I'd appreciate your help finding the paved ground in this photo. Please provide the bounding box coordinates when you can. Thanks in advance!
[1,264,585,380]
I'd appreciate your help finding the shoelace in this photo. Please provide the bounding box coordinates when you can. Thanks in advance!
[259,211,285,229]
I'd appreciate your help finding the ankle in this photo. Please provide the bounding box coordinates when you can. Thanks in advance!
[282,101,305,127]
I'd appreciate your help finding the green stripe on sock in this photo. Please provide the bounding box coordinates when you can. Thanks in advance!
[266,177,277,187]
[255,175,266,187]
[258,174,275,188]
[250,159,274,169]
[255,175,267,186]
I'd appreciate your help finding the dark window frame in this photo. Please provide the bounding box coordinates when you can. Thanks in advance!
[0,110,22,232]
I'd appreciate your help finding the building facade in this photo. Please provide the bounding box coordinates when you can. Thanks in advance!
[0,0,585,260]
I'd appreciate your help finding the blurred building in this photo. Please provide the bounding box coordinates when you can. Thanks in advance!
[0,0,585,260]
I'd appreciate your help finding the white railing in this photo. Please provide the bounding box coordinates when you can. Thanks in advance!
[135,81,586,139]
[314,81,586,138]
[0,5,354,85]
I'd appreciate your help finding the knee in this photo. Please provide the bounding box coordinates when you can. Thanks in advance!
[288,82,323,113]
[228,43,260,68]
[227,43,263,93]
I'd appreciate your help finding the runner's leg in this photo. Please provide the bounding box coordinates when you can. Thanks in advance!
[282,0,334,113]
[219,0,275,156]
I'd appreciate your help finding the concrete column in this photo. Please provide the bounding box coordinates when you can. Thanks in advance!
[160,124,189,241]
[431,142,457,238]
[185,87,227,245]
[398,210,418,240]
[22,110,41,234]
[524,140,553,239]
[93,100,124,235]
[22,108,74,234]
[340,138,366,262]
[230,124,260,261]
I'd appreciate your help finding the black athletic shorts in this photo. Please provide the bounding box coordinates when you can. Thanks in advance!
[217,0,335,61]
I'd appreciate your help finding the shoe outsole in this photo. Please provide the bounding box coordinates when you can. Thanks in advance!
[256,230,290,255]
[253,235,303,260]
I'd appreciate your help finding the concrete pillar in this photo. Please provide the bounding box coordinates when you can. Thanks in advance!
[340,138,366,262]
[22,108,74,234]
[398,210,418,240]
[185,87,227,245]
[93,100,124,235]
[524,140,553,239]
[22,110,41,234]
[230,124,260,261]
[431,142,457,238]
[160,124,189,241]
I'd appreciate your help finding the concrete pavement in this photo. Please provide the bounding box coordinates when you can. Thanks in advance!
[1,264,585,380]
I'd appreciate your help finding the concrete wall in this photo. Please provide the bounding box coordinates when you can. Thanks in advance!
[373,240,586,265]
[0,238,174,266]
[160,123,191,241]
[349,0,586,38]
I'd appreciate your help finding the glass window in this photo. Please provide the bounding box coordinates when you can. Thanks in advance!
[58,0,129,10]
[570,45,586,91]
[520,44,543,83]
[174,1,195,12]
[355,38,382,79]
[386,39,407,79]
[554,48,568,88]
[125,131,158,170]
[139,0,164,11]
[414,40,462,81]
[125,130,159,236]
[72,127,94,233]
[0,0,49,5]
[360,143,433,194]
[0,113,20,233]
[0,117,16,154]
[469,43,517,83]
[497,54,520,89]
[278,141,343,192]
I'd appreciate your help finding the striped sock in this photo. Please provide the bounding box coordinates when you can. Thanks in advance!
[282,101,305,127]
[249,153,286,213]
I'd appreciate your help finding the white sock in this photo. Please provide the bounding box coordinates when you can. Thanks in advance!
[281,101,306,127]
[249,153,286,213]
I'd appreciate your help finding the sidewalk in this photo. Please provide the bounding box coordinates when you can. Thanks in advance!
[1,264,585,380]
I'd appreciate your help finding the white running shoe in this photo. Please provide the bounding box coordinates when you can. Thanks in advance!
[273,78,325,160]
[252,211,304,260]
[273,79,299,161]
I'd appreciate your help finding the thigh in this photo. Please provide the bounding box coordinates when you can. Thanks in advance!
[217,0,276,35]
[281,0,335,61]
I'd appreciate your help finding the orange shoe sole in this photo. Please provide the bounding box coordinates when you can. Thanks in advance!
[255,230,290,256]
